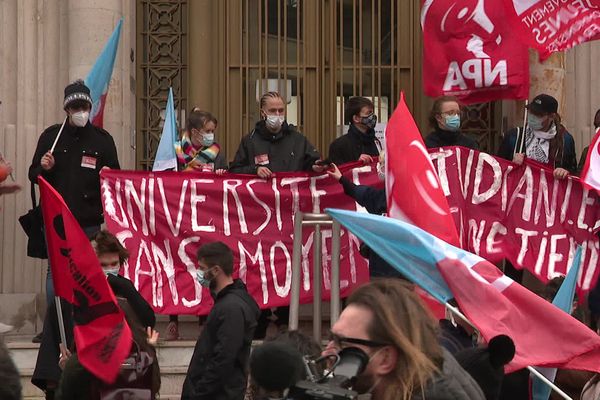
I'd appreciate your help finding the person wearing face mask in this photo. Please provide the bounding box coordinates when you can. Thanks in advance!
[175,109,227,174]
[328,96,382,166]
[229,91,327,177]
[326,155,404,279]
[498,94,577,179]
[28,80,121,345]
[31,230,155,400]
[181,241,260,400]
[322,279,485,400]
[425,96,479,150]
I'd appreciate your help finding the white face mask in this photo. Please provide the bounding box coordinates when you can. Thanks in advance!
[265,115,285,131]
[71,111,90,127]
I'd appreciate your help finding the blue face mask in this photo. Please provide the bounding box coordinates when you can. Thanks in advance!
[196,268,214,288]
[201,133,215,147]
[444,114,461,131]
[527,114,545,130]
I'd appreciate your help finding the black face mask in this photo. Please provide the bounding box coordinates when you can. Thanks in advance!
[360,114,377,129]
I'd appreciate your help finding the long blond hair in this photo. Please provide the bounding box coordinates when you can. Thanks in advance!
[347,279,441,400]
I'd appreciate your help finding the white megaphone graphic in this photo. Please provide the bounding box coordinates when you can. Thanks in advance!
[422,0,503,58]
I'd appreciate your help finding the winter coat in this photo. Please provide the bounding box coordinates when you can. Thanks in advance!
[229,121,320,174]
[497,126,577,173]
[425,128,479,150]
[181,279,260,400]
[414,349,486,400]
[328,124,381,165]
[28,121,120,227]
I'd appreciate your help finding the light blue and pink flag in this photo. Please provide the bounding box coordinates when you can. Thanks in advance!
[85,18,123,128]
[326,208,600,374]
[152,87,178,171]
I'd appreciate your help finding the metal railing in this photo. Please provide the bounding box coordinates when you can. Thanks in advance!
[289,212,341,341]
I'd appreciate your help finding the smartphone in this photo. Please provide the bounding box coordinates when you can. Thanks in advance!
[316,159,332,167]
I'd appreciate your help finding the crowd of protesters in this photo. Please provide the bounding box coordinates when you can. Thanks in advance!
[0,80,599,400]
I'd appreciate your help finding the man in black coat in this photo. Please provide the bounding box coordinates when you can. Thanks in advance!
[229,91,326,177]
[28,79,120,309]
[182,242,260,400]
[328,96,381,166]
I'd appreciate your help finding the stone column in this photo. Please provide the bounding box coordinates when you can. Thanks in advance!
[67,0,136,169]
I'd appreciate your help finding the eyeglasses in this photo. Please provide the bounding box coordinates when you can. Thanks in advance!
[328,332,390,349]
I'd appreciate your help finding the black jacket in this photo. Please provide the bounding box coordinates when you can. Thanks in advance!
[107,274,156,329]
[328,124,380,165]
[229,121,320,173]
[425,128,479,150]
[28,121,120,227]
[338,176,403,278]
[414,350,486,400]
[181,279,260,400]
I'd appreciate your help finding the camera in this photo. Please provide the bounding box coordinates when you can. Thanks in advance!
[286,347,369,400]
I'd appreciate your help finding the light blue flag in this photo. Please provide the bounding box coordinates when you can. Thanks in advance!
[325,208,455,304]
[531,246,582,400]
[85,18,123,127]
[152,87,178,171]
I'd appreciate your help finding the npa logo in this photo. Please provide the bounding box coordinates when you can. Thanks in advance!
[422,0,509,91]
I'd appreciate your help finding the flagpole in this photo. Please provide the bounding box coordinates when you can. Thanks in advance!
[444,303,573,400]
[54,296,68,351]
[49,117,68,154]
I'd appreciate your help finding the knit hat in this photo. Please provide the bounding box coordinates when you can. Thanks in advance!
[454,335,516,400]
[63,79,92,109]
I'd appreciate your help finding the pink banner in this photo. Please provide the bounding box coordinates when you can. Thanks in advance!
[430,146,600,291]
[503,0,600,60]
[100,167,375,315]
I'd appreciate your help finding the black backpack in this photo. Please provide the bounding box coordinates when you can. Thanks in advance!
[91,340,158,400]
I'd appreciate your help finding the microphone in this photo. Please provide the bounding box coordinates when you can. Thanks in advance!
[250,341,306,392]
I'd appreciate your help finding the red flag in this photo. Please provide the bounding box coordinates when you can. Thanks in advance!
[580,127,600,192]
[502,0,600,61]
[438,256,600,372]
[39,176,132,383]
[421,0,529,103]
[385,92,460,247]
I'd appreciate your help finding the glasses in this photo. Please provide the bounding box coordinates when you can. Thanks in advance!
[328,332,390,349]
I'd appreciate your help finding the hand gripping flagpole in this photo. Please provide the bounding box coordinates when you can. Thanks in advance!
[443,303,573,400]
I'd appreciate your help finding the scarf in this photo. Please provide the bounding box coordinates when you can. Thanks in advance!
[175,135,220,171]
[524,123,557,164]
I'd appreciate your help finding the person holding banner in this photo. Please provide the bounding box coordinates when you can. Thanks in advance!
[328,96,381,165]
[28,79,121,324]
[577,108,600,174]
[229,91,327,177]
[230,91,327,337]
[175,109,227,174]
[424,96,479,150]
[498,94,577,178]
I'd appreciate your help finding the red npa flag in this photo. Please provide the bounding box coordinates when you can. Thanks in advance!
[385,92,460,247]
[39,176,132,384]
[502,0,600,61]
[421,0,529,103]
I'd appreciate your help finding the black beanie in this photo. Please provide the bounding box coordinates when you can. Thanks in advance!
[454,335,516,400]
[250,341,306,392]
[63,79,92,109]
